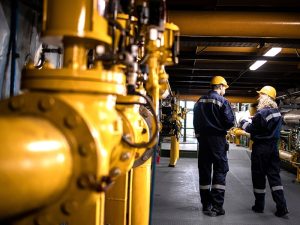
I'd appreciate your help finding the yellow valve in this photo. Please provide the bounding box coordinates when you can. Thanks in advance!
[146,38,160,114]
[158,65,170,99]
[160,22,180,65]
[43,0,111,45]
[105,95,150,225]
[0,92,123,224]
[114,13,138,51]
[109,95,148,179]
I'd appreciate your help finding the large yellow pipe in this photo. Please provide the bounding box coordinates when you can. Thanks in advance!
[169,11,300,38]
[0,116,72,219]
[131,158,152,225]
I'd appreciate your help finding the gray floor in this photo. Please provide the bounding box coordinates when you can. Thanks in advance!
[152,144,300,225]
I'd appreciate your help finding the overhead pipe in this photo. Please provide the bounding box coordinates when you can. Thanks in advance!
[168,11,300,38]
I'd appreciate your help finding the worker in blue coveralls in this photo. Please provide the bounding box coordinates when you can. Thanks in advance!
[240,86,288,217]
[193,76,235,217]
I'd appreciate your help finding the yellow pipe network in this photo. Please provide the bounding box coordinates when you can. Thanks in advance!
[0,0,127,224]
[0,116,72,219]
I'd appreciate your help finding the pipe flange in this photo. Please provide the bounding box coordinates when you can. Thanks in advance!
[0,93,107,224]
[133,148,154,168]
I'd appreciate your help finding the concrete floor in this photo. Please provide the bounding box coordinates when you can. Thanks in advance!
[152,144,300,225]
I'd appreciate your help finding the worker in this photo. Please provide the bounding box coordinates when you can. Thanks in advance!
[193,76,235,217]
[240,86,289,217]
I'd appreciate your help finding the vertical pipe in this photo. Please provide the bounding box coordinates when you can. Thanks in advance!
[104,173,129,225]
[169,135,179,167]
[9,0,18,96]
[183,100,187,142]
[131,159,152,225]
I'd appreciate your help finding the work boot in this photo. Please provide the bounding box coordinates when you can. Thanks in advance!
[206,207,225,217]
[275,208,289,217]
[252,205,264,213]
[202,205,212,214]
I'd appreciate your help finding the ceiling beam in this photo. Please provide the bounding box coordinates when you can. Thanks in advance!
[179,53,300,62]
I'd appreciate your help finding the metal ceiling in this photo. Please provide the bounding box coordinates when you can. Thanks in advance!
[166,0,300,99]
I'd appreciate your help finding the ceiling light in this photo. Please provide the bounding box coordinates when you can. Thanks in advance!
[249,60,267,71]
[263,47,282,57]
[249,47,282,71]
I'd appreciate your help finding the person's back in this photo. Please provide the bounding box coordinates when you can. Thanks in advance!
[193,76,235,217]
[193,90,234,136]
[240,86,288,217]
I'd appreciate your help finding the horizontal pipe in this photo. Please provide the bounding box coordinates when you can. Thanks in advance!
[279,150,293,162]
[169,11,300,38]
[0,116,72,219]
[283,110,300,125]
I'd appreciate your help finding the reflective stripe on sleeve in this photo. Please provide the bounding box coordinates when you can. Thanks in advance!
[272,186,283,191]
[200,185,211,190]
[212,184,226,190]
[199,99,223,107]
[266,112,281,122]
[254,188,266,194]
[242,122,250,130]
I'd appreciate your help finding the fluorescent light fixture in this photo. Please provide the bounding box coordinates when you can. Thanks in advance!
[249,47,282,71]
[249,60,267,71]
[263,47,282,57]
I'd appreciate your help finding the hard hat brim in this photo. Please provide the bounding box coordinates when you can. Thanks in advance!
[257,91,275,99]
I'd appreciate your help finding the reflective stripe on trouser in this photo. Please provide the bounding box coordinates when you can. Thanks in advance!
[198,136,228,208]
[251,142,287,210]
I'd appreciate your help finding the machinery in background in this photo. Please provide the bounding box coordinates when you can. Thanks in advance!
[160,96,187,167]
[279,109,300,182]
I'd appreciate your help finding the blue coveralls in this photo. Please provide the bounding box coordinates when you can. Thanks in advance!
[240,107,287,212]
[193,90,235,209]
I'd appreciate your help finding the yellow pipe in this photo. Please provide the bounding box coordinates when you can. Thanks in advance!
[63,43,87,70]
[0,116,72,219]
[169,11,300,38]
[148,50,160,115]
[131,158,152,225]
[43,0,111,44]
[105,173,129,225]
[169,135,179,167]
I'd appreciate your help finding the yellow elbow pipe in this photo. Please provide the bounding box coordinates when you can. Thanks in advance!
[0,116,72,219]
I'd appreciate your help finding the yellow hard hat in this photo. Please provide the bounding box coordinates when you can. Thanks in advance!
[211,76,229,89]
[257,86,276,99]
